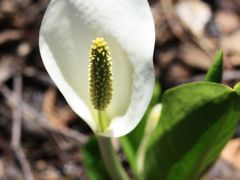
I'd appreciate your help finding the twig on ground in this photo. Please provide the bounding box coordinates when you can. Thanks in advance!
[10,73,34,180]
[0,84,88,146]
[11,74,22,147]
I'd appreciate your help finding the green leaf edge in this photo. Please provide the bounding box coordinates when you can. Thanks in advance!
[204,49,223,83]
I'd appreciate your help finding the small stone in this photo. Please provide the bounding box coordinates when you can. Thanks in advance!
[17,42,31,57]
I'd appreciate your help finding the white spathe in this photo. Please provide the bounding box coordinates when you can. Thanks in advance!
[39,0,155,137]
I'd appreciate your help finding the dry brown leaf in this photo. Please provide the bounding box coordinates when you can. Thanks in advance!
[175,0,212,37]
[180,43,212,70]
[151,2,173,44]
[0,159,4,178]
[227,54,240,68]
[42,87,77,130]
[221,139,240,170]
[0,0,16,14]
[0,30,23,44]
[221,31,240,53]
[0,57,17,85]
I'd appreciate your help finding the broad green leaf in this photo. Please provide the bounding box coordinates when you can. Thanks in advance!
[143,82,240,180]
[120,82,161,175]
[82,137,111,180]
[204,49,223,83]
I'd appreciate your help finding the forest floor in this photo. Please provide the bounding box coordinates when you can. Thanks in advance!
[0,0,240,179]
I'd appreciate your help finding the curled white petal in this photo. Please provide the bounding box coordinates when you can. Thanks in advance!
[39,0,155,137]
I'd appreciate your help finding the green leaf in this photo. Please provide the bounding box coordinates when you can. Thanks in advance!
[234,82,240,97]
[82,137,111,180]
[120,82,161,175]
[143,82,240,180]
[204,49,223,83]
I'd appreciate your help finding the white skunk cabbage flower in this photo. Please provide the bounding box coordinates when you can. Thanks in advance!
[39,0,155,137]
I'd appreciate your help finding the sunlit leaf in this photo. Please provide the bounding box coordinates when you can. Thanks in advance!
[204,49,223,83]
[143,82,240,180]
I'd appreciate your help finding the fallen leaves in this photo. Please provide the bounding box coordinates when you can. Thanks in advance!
[221,139,240,170]
[42,87,77,130]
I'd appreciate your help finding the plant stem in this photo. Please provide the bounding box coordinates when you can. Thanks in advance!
[98,110,108,132]
[97,136,129,180]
